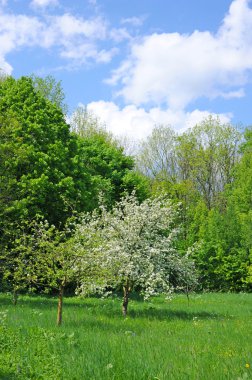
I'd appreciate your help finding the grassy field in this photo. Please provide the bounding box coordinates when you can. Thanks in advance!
[0,292,252,380]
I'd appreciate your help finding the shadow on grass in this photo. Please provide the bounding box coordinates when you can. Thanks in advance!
[0,293,225,323]
[65,309,223,331]
[66,303,224,328]
[128,307,221,321]
[0,369,17,380]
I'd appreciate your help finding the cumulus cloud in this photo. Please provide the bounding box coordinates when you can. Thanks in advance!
[0,0,249,139]
[108,0,252,109]
[86,100,232,140]
[49,13,106,39]
[0,12,46,73]
[0,10,114,72]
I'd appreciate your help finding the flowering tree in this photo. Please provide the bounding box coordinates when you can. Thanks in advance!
[8,216,108,325]
[5,220,78,325]
[77,194,197,316]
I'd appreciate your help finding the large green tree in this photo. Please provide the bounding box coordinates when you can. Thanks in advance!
[176,117,241,209]
[0,76,92,294]
[0,76,91,229]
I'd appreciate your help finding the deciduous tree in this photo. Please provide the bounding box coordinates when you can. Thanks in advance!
[77,194,197,316]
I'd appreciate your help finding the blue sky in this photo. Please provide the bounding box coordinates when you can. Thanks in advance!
[0,0,252,139]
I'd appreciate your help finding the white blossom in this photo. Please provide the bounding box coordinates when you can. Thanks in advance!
[75,193,197,300]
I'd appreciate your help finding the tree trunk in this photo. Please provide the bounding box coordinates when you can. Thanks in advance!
[122,284,130,317]
[57,285,64,326]
[12,288,18,305]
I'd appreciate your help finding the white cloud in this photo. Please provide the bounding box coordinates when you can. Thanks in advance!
[108,0,252,109]
[0,13,45,72]
[0,0,248,138]
[121,16,146,27]
[49,14,106,39]
[43,14,110,63]
[0,10,113,72]
[86,101,232,140]
[109,27,131,43]
[31,0,58,8]
[0,56,11,74]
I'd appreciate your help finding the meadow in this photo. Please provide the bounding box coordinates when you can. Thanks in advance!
[0,292,252,380]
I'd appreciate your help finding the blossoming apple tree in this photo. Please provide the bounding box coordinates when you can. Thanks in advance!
[76,194,197,316]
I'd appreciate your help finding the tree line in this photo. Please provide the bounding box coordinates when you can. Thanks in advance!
[136,119,252,291]
[0,74,251,324]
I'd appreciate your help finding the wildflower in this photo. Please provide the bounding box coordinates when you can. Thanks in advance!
[245,363,250,369]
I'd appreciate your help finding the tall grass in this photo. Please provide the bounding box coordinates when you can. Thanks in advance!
[0,292,252,379]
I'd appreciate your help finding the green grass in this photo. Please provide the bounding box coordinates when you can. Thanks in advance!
[0,292,252,380]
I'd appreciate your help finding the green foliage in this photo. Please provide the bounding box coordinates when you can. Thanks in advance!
[137,118,241,208]
[120,170,150,202]
[191,205,250,290]
[0,76,90,228]
[1,72,252,295]
[0,76,149,296]
[71,106,150,205]
[0,76,89,295]
[8,219,77,291]
[31,74,68,114]
[176,116,241,209]
[3,217,87,324]
[136,124,177,180]
[79,132,134,205]
[136,118,250,291]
